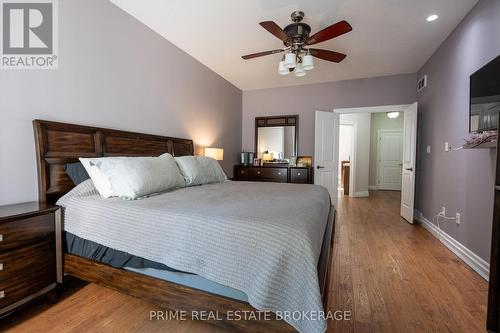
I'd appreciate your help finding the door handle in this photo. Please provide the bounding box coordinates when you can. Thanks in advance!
[405,168,413,171]
[316,165,325,169]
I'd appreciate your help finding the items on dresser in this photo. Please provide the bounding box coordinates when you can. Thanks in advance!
[240,152,254,165]
[233,165,313,184]
[296,156,313,167]
[0,202,62,317]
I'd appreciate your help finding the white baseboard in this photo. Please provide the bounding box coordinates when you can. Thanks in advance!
[353,191,369,197]
[415,210,489,281]
[368,185,378,190]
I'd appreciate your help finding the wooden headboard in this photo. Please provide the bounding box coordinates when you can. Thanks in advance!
[33,119,194,204]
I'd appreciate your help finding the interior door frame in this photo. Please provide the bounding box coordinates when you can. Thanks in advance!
[377,129,404,191]
[333,104,412,204]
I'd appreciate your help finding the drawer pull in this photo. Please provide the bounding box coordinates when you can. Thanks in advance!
[0,234,3,242]
[241,171,244,174]
[257,171,261,175]
[0,263,3,271]
[0,290,4,299]
[278,172,281,175]
[297,173,301,176]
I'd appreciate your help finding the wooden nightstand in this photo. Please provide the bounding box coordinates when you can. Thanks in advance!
[0,202,62,317]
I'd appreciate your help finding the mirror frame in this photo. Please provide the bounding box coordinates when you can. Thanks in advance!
[254,115,299,158]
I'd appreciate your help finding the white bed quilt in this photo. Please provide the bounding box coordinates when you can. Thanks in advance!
[57,180,332,333]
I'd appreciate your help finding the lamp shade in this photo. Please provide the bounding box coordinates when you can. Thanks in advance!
[204,147,224,160]
[278,61,289,75]
[294,63,306,77]
[302,54,314,70]
[284,52,296,69]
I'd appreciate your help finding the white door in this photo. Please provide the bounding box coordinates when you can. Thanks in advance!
[377,130,403,190]
[314,111,339,205]
[400,103,418,223]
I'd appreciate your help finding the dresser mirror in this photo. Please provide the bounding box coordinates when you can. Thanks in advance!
[255,115,298,163]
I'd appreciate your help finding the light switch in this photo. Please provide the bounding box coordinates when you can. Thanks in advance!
[426,145,431,154]
[445,142,450,151]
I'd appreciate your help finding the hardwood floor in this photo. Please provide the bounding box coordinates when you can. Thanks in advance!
[0,190,488,332]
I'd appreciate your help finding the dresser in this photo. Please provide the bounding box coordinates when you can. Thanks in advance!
[0,202,62,317]
[233,165,313,184]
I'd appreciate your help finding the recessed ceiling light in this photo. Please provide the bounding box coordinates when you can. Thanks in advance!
[427,14,439,22]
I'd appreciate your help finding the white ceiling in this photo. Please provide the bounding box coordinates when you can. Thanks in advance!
[110,0,478,91]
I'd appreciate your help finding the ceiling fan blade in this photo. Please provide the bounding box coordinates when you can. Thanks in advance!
[309,49,347,63]
[305,20,352,45]
[242,49,284,60]
[259,21,288,42]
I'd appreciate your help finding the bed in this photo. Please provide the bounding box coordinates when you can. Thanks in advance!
[33,119,336,333]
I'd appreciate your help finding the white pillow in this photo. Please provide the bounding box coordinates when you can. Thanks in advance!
[80,153,185,199]
[79,158,116,198]
[174,156,227,186]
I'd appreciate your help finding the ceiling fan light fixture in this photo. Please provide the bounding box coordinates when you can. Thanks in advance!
[294,63,306,77]
[284,52,296,69]
[278,60,289,75]
[302,54,314,70]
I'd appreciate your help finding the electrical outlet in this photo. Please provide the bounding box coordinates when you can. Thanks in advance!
[441,207,446,215]
[426,145,431,154]
[456,213,461,225]
[445,142,450,151]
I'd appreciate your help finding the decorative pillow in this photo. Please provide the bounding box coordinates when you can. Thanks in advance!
[174,156,228,186]
[80,153,185,199]
[64,162,90,185]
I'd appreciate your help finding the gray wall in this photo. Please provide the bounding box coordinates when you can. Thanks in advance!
[369,112,404,188]
[242,74,417,155]
[416,0,500,261]
[0,0,242,205]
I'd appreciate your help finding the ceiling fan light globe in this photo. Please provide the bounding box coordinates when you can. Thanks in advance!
[278,61,289,75]
[294,63,306,77]
[302,54,314,70]
[284,53,296,69]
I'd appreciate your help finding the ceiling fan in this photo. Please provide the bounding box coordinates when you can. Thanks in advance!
[242,11,352,77]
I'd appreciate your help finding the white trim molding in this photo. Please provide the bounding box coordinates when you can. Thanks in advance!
[368,185,378,190]
[353,191,369,197]
[334,104,411,114]
[415,210,490,281]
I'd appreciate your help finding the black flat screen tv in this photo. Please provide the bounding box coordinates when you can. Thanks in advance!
[470,54,500,133]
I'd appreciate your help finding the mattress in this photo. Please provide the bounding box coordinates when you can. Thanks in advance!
[64,231,248,302]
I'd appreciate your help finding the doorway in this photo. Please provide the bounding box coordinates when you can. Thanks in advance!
[338,124,354,196]
[314,103,418,223]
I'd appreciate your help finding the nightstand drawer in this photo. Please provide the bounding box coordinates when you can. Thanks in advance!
[0,239,55,281]
[0,213,54,253]
[0,241,56,309]
[253,167,288,182]
[290,169,309,183]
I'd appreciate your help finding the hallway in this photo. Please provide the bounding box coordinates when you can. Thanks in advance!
[329,190,488,332]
